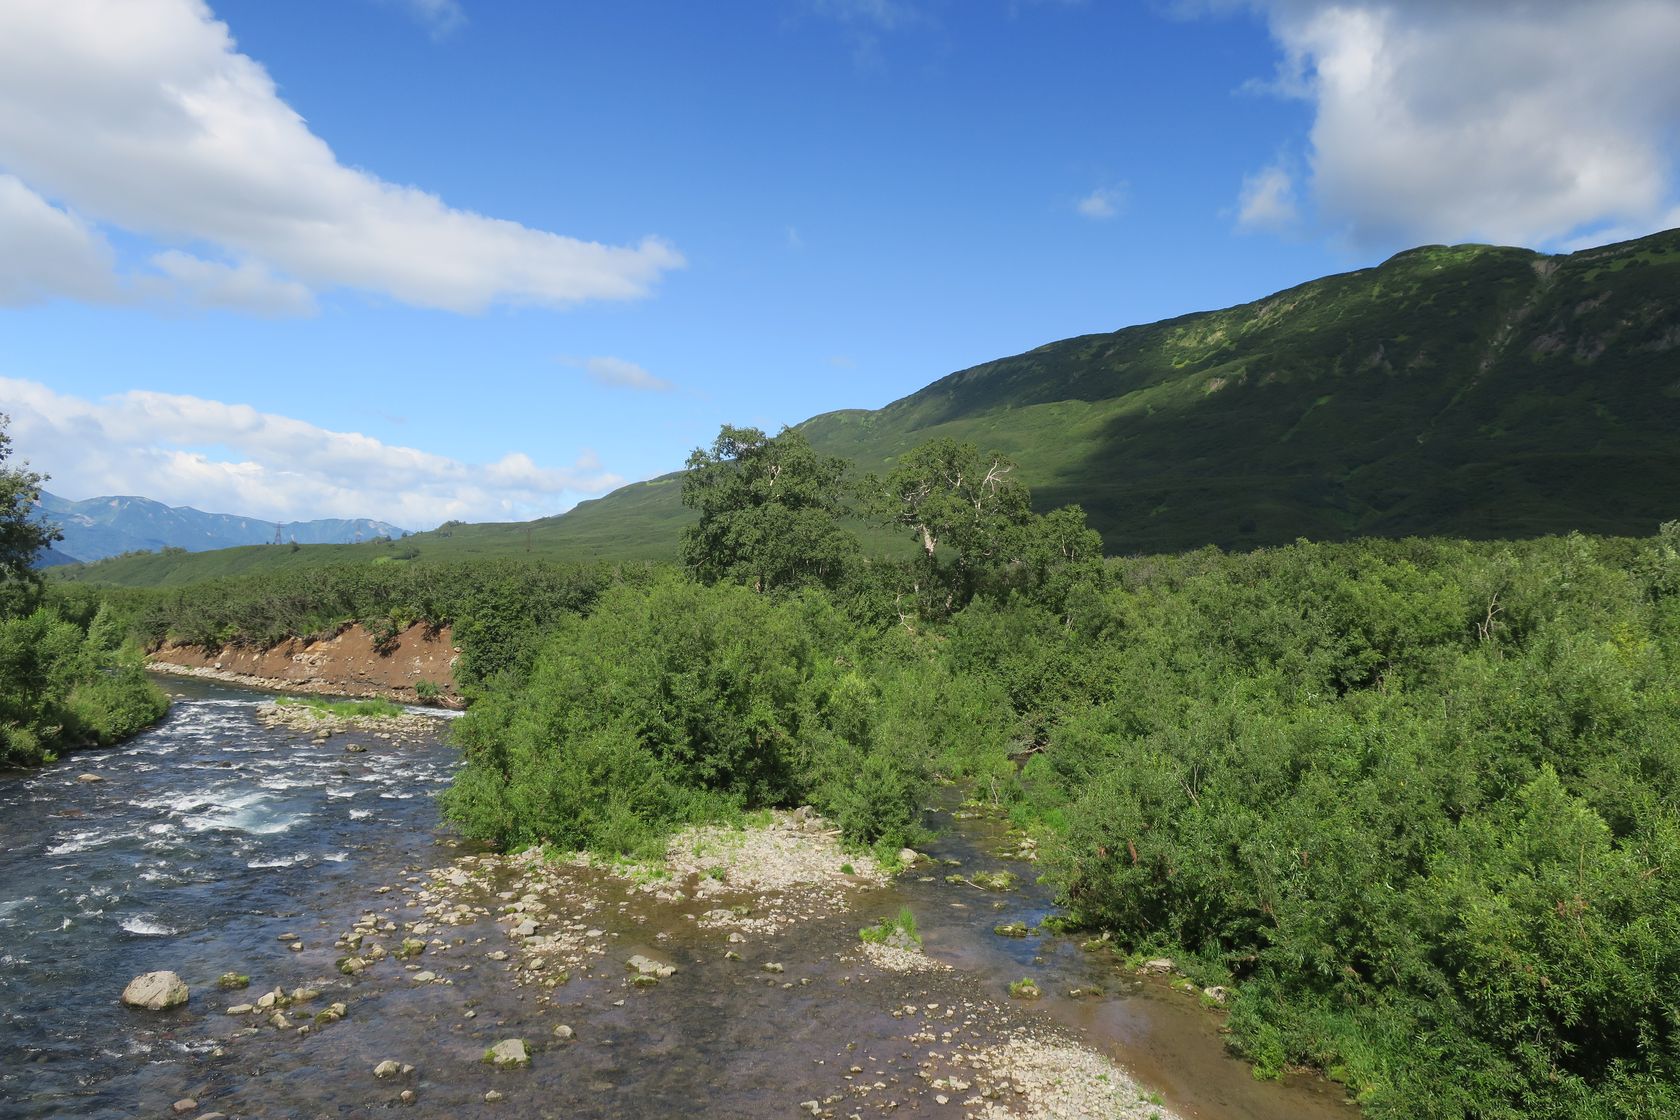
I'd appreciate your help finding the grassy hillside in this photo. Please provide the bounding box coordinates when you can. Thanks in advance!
[61,229,1680,587]
[798,231,1680,552]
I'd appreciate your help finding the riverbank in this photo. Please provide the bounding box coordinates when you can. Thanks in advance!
[147,622,463,708]
[4,681,1357,1120]
[211,805,1192,1119]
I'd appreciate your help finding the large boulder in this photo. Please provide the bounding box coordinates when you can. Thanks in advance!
[121,971,189,1010]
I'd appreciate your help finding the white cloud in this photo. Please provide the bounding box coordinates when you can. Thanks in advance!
[1231,0,1680,249]
[0,174,119,304]
[0,0,682,314]
[1236,163,1298,232]
[0,377,623,527]
[1075,184,1126,220]
[144,250,317,317]
[558,355,676,393]
[394,0,466,40]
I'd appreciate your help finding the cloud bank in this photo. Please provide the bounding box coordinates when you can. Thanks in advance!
[0,0,682,313]
[1232,0,1680,249]
[1,377,623,528]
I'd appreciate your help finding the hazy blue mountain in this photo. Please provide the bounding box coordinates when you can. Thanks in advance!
[36,492,407,564]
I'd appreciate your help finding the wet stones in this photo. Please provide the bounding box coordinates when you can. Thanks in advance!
[625,954,676,979]
[216,972,249,990]
[120,971,189,1010]
[992,921,1029,938]
[483,1038,529,1068]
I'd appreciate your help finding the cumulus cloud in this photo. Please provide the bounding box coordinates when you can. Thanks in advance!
[143,251,317,317]
[0,0,682,313]
[558,355,676,393]
[0,175,119,304]
[1229,0,1680,249]
[1236,163,1299,232]
[0,377,623,527]
[1075,184,1126,220]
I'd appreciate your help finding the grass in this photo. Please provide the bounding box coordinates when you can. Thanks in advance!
[858,906,920,946]
[277,695,404,719]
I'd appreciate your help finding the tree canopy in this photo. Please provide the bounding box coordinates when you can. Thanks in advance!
[679,424,856,592]
[0,413,58,614]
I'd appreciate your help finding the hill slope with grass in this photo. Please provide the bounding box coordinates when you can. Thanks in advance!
[60,228,1680,587]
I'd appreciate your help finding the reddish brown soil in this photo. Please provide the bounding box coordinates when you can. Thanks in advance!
[148,623,463,707]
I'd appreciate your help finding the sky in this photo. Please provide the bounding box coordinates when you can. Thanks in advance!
[2,0,1678,530]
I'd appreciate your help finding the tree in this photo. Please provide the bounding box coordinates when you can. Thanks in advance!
[0,413,58,616]
[679,424,856,592]
[870,438,1031,606]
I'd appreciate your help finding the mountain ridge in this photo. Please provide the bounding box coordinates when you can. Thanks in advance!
[38,491,409,564]
[55,227,1680,587]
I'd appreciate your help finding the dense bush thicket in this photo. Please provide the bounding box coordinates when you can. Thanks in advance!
[1004,531,1680,1120]
[0,601,169,767]
[0,413,168,766]
[63,421,1680,1118]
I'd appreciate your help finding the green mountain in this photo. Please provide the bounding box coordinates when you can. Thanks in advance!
[796,231,1680,552]
[60,229,1680,587]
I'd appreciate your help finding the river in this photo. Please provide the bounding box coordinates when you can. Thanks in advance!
[0,679,1358,1119]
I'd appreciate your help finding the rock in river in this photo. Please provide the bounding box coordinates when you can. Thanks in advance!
[120,971,189,1010]
[484,1039,529,1068]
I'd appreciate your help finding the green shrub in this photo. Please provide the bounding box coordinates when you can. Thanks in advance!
[441,575,928,855]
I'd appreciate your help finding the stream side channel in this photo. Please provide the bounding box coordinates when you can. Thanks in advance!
[0,680,1358,1119]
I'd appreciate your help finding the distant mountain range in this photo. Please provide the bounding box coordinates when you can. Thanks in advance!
[37,492,408,564]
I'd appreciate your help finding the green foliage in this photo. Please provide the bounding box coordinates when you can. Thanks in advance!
[679,425,857,592]
[867,438,1030,609]
[0,607,167,766]
[414,678,441,703]
[1017,532,1680,1119]
[440,575,930,855]
[859,906,921,946]
[0,413,60,615]
[1008,976,1042,999]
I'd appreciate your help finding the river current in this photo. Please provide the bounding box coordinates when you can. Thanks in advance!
[0,680,459,1117]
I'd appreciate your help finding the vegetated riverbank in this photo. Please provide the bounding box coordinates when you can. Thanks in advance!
[0,601,168,768]
[1,680,1352,1120]
[67,448,1680,1119]
[147,622,463,708]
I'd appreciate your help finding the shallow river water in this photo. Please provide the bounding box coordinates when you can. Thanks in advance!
[0,680,1358,1120]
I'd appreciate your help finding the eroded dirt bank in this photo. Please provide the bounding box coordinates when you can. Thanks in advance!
[148,622,462,707]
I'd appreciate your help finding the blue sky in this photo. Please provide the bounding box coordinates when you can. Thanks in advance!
[3,0,1678,529]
